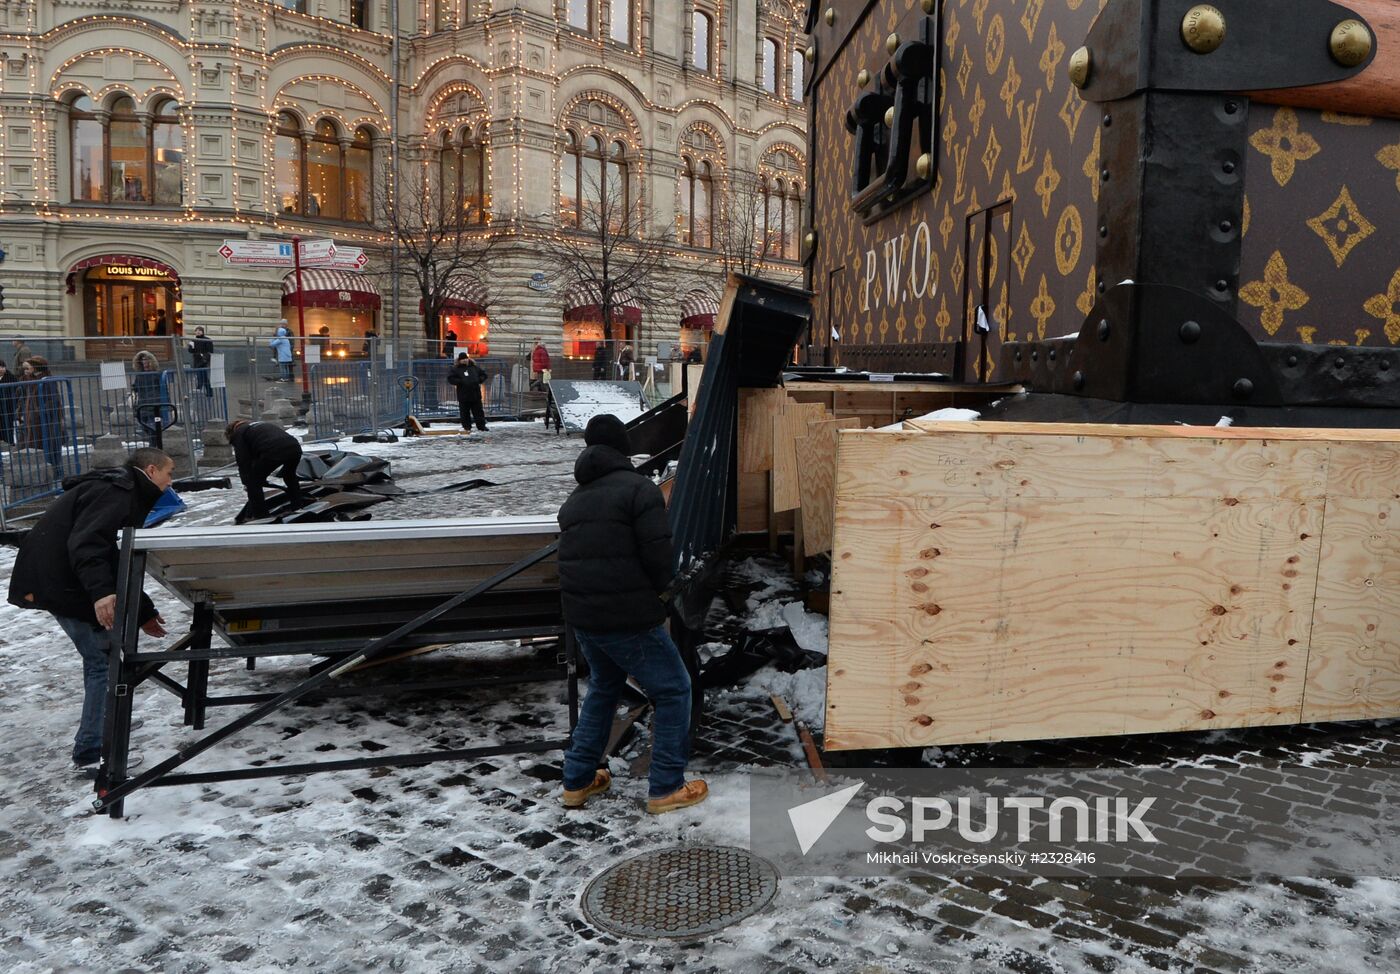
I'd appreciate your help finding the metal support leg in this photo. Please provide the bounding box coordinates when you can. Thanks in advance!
[185,602,214,730]
[101,532,147,818]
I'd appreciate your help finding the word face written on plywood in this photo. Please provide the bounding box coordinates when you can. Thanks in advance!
[824,423,1400,751]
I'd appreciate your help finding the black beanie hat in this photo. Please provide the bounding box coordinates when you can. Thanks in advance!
[584,413,631,454]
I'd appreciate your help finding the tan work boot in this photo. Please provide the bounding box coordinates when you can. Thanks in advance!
[646,780,709,814]
[561,769,611,808]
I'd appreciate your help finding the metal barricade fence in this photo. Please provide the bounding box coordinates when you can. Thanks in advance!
[406,355,528,422]
[0,376,81,507]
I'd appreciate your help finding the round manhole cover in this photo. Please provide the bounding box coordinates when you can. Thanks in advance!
[581,845,780,940]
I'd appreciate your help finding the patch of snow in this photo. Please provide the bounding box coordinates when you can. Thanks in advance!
[755,665,828,732]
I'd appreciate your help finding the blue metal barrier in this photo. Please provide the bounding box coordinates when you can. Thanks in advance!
[2,377,82,509]
[163,368,228,448]
[408,357,525,421]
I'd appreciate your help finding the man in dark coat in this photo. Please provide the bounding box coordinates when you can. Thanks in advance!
[556,414,707,815]
[226,419,304,520]
[8,448,173,771]
[187,325,214,396]
[446,352,488,432]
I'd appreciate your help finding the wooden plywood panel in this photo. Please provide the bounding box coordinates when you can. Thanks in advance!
[737,468,769,534]
[1302,440,1400,721]
[738,387,790,473]
[825,428,1335,750]
[772,402,828,512]
[796,418,861,556]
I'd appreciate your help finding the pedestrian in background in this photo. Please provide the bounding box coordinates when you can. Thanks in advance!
[19,356,66,477]
[442,328,457,360]
[531,339,551,389]
[187,325,214,396]
[617,343,635,381]
[12,337,32,373]
[269,323,294,381]
[7,447,173,776]
[0,359,18,443]
[361,328,378,358]
[591,342,609,380]
[557,414,706,814]
[447,352,488,433]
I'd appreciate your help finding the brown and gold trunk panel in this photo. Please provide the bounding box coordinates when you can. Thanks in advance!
[811,0,1108,379]
[1239,104,1400,348]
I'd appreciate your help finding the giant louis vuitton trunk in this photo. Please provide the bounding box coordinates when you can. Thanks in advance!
[801,0,1400,414]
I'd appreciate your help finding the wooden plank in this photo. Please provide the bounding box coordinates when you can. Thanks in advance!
[796,417,862,556]
[738,387,790,473]
[1302,440,1400,722]
[771,402,828,512]
[770,694,793,722]
[824,427,1334,750]
[686,364,705,418]
[900,420,1400,443]
[737,467,769,534]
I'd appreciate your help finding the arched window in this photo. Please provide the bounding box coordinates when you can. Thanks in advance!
[678,156,715,249]
[151,98,183,206]
[274,111,304,214]
[275,113,373,223]
[109,96,147,203]
[439,126,488,226]
[791,44,805,100]
[785,185,802,260]
[560,129,629,234]
[692,10,712,72]
[762,39,779,93]
[560,130,580,227]
[68,94,185,206]
[759,147,804,259]
[70,96,102,202]
[346,127,374,222]
[609,0,632,45]
[307,119,343,220]
[567,0,590,31]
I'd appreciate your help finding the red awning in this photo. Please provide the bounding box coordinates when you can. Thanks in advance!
[282,268,381,310]
[680,290,719,330]
[70,254,180,279]
[421,276,488,316]
[561,281,642,325]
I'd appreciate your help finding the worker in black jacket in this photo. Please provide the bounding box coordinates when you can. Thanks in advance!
[446,352,488,432]
[7,448,173,772]
[556,414,707,815]
[226,419,304,521]
[187,325,214,396]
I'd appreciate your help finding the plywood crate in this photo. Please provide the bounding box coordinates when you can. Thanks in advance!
[824,423,1400,750]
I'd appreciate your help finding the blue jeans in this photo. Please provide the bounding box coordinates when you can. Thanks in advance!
[279,361,293,381]
[563,624,692,799]
[54,614,112,764]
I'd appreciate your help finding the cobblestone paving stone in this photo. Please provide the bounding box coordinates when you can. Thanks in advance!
[4,524,1398,970]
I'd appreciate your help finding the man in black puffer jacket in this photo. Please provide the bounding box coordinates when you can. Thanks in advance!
[227,419,304,521]
[8,448,173,772]
[446,352,488,432]
[556,414,708,815]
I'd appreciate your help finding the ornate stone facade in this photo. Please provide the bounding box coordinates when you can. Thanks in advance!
[0,0,806,356]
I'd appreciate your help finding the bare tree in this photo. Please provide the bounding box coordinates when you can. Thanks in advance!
[710,171,804,287]
[535,167,680,350]
[372,149,501,346]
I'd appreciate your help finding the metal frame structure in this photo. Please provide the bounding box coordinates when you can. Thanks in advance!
[93,517,576,816]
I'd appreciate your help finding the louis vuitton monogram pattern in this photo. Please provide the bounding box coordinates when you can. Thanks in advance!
[1239,104,1400,346]
[811,0,1106,376]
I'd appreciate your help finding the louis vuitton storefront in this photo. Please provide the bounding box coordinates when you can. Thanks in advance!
[71,254,182,337]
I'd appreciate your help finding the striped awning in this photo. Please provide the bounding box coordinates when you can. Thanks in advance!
[281,268,381,310]
[440,276,488,314]
[561,281,642,325]
[680,290,719,330]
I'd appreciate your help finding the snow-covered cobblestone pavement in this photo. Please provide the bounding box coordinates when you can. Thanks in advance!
[2,421,1398,972]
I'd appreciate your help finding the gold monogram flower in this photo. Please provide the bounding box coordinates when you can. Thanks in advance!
[1239,251,1309,336]
[1249,108,1321,187]
[1363,268,1400,344]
